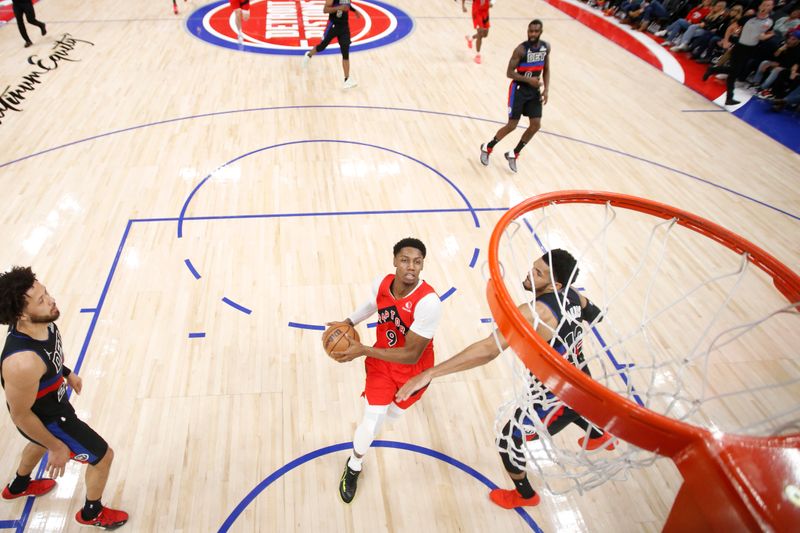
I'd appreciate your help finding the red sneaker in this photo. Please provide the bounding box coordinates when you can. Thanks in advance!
[1,478,56,500]
[474,54,482,64]
[465,35,473,49]
[489,488,541,509]
[577,432,616,451]
[75,506,129,530]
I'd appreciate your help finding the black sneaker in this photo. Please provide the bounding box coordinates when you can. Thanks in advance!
[339,460,361,503]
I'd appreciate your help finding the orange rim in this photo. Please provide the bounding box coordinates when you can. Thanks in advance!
[486,190,800,458]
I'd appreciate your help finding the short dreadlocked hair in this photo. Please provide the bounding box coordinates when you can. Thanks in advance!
[0,266,37,325]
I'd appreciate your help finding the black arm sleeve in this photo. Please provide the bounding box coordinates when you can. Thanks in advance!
[581,300,603,324]
[62,366,72,377]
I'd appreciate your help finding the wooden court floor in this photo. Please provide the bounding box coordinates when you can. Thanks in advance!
[1,0,798,531]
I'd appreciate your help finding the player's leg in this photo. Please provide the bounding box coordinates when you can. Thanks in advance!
[491,408,541,509]
[504,100,541,172]
[341,31,357,88]
[572,417,616,450]
[339,362,396,503]
[46,415,128,528]
[340,402,388,503]
[2,441,55,500]
[13,2,33,46]
[173,0,179,15]
[480,118,517,166]
[235,9,244,44]
[304,21,334,66]
[476,26,489,53]
[22,1,45,35]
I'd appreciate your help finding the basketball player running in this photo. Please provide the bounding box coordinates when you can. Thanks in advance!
[229,0,251,45]
[302,0,362,89]
[326,238,443,503]
[463,0,491,64]
[0,267,128,529]
[397,249,614,509]
[11,0,46,48]
[480,19,550,173]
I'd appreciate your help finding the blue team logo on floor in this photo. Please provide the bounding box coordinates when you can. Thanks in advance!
[187,0,413,55]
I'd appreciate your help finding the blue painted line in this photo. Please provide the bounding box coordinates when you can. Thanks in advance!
[367,321,377,328]
[221,297,252,315]
[287,322,325,331]
[176,139,481,239]
[440,286,457,301]
[137,207,507,225]
[0,520,16,529]
[469,247,480,268]
[481,317,494,323]
[681,109,726,113]
[591,326,644,406]
[188,332,206,338]
[184,258,201,279]
[2,105,792,219]
[523,218,535,234]
[79,308,96,313]
[75,219,134,376]
[217,440,541,533]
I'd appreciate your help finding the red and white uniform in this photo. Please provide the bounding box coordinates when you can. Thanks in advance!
[349,274,442,409]
[472,0,491,30]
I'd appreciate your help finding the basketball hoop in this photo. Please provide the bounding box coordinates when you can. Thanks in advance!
[486,191,800,531]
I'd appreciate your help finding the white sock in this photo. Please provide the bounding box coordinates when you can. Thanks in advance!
[348,454,363,471]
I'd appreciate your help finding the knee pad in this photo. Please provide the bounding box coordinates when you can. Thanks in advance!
[387,402,405,421]
[353,404,388,455]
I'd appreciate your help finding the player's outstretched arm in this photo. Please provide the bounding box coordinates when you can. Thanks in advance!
[396,333,503,401]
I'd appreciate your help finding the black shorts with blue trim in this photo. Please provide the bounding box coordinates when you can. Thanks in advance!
[508,83,542,120]
[20,412,109,465]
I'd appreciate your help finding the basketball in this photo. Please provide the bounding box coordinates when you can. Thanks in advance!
[322,323,360,356]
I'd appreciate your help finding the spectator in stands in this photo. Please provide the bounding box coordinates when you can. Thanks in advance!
[754,30,800,96]
[658,0,714,45]
[693,3,745,61]
[670,0,729,51]
[704,0,775,105]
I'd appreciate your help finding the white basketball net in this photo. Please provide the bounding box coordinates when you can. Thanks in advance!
[487,200,800,496]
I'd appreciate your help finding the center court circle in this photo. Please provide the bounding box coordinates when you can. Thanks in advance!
[187,0,414,54]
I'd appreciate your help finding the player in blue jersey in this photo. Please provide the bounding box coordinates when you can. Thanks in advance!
[0,267,128,529]
[302,0,362,89]
[479,20,550,173]
[397,249,614,509]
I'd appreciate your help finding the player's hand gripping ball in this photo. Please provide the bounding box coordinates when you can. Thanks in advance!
[322,323,360,358]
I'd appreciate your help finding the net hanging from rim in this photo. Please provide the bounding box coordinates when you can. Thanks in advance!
[484,191,800,531]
